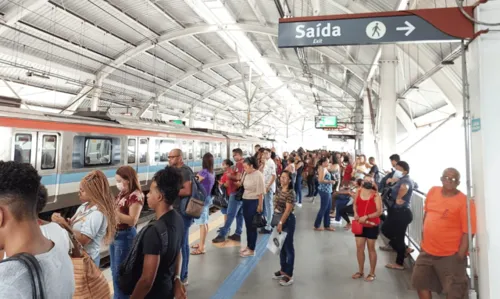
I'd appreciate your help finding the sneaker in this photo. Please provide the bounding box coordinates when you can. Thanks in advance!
[273,271,284,280]
[279,276,294,286]
[296,203,303,208]
[212,235,226,243]
[228,234,241,242]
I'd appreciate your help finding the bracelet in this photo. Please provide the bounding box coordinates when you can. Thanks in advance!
[174,275,181,281]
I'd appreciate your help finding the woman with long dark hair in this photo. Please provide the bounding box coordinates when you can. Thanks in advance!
[191,153,215,255]
[314,157,335,231]
[272,170,296,286]
[113,166,144,299]
[240,156,265,257]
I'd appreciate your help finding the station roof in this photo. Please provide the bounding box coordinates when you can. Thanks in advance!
[0,0,463,138]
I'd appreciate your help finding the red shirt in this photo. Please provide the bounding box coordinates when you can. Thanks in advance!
[116,190,144,230]
[343,164,353,182]
[227,161,244,194]
[220,171,231,195]
[355,191,380,227]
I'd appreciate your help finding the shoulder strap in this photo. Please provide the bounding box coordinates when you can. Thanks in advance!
[1,253,45,299]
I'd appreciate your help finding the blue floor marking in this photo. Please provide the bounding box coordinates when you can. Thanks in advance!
[210,234,271,299]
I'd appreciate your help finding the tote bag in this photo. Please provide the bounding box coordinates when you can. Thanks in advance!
[267,229,288,255]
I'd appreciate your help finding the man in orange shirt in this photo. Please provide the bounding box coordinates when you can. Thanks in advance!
[411,168,476,299]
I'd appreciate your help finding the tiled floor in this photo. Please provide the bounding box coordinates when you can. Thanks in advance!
[106,194,441,298]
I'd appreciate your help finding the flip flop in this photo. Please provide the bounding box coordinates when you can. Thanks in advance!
[190,248,206,255]
[191,244,200,249]
[365,274,376,282]
[352,272,364,279]
[385,264,405,270]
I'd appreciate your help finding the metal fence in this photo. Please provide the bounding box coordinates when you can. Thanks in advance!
[406,191,426,252]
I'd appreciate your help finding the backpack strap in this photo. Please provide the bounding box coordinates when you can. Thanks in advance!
[0,252,45,299]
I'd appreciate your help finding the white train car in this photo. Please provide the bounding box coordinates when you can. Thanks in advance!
[0,107,260,216]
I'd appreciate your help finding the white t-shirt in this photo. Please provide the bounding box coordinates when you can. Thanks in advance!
[71,203,107,262]
[0,244,75,298]
[40,222,71,254]
[263,158,277,193]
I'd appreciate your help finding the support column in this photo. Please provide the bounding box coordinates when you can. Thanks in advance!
[354,99,363,155]
[378,44,398,170]
[468,2,500,298]
[363,94,376,159]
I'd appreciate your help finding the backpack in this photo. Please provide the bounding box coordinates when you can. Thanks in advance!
[0,253,46,299]
[119,220,168,295]
[180,168,208,219]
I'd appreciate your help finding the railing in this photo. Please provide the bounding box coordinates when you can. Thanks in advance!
[406,190,426,254]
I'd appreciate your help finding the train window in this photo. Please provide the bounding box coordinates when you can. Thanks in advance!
[14,134,32,164]
[128,139,136,164]
[193,141,201,160]
[187,141,193,160]
[139,139,148,163]
[155,139,175,162]
[200,142,209,159]
[41,135,57,170]
[84,138,112,166]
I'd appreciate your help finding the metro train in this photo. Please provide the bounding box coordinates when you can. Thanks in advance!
[0,106,285,215]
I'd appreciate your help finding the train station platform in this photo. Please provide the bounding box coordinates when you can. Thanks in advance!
[105,196,432,299]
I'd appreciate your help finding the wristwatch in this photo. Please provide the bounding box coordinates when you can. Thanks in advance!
[174,275,181,282]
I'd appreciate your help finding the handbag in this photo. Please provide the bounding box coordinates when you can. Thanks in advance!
[234,173,246,201]
[212,185,228,208]
[252,213,267,228]
[351,193,370,236]
[58,224,110,299]
[266,230,288,255]
[0,253,45,299]
[271,212,283,227]
[182,174,208,219]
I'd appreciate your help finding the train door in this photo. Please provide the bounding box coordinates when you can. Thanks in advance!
[126,137,150,186]
[12,131,60,209]
[126,137,139,170]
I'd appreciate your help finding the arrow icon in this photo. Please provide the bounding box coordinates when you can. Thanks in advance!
[396,21,416,36]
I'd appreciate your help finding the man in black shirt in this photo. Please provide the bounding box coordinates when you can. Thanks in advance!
[131,167,186,299]
[368,157,380,183]
[167,148,193,285]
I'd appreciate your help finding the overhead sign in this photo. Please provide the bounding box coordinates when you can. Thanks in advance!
[315,116,338,129]
[278,7,475,48]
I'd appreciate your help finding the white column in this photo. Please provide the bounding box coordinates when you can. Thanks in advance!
[378,44,398,170]
[468,2,500,298]
[363,94,376,159]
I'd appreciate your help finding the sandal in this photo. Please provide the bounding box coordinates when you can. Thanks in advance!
[385,263,405,270]
[365,274,376,282]
[405,247,415,257]
[190,248,206,255]
[352,272,364,279]
[191,244,199,249]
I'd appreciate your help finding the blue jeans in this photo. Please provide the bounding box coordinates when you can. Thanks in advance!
[242,199,259,250]
[314,190,332,228]
[280,213,296,277]
[294,175,303,203]
[219,193,243,237]
[181,214,193,281]
[335,198,350,222]
[263,190,274,231]
[313,177,319,196]
[110,227,136,299]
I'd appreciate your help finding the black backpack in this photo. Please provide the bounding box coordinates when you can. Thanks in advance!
[118,220,168,295]
[0,252,46,299]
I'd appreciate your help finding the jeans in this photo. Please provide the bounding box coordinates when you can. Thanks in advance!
[306,175,315,196]
[110,227,136,299]
[242,199,259,250]
[294,174,303,203]
[382,207,413,265]
[314,190,332,228]
[335,198,350,222]
[313,177,319,196]
[263,190,274,231]
[219,193,243,236]
[181,214,194,281]
[280,213,296,277]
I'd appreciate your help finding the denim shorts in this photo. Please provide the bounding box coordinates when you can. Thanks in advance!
[194,196,212,225]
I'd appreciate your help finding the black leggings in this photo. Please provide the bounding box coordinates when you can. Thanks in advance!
[339,204,353,224]
[307,175,315,196]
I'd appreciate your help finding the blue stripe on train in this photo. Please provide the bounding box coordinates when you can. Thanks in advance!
[39,159,222,186]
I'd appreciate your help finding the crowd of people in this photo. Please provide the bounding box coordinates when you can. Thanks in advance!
[0,144,477,299]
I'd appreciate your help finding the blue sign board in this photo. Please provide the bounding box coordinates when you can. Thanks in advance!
[471,118,481,132]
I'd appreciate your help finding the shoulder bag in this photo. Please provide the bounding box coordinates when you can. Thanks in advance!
[351,191,369,236]
[234,173,246,201]
[180,168,208,219]
[58,224,110,299]
[0,252,45,299]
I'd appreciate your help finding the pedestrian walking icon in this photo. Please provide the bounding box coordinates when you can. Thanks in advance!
[366,21,386,40]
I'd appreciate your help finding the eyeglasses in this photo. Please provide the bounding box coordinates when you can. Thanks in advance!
[441,176,458,183]
[167,155,179,159]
